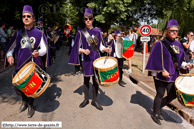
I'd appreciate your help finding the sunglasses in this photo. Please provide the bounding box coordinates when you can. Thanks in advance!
[22,15,31,18]
[84,17,93,21]
[169,30,179,33]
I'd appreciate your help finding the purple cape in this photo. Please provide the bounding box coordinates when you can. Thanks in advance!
[46,30,56,49]
[68,27,102,76]
[145,38,187,82]
[5,27,52,76]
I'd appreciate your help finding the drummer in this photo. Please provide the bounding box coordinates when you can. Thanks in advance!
[107,30,126,86]
[68,8,111,110]
[146,19,194,125]
[4,5,52,118]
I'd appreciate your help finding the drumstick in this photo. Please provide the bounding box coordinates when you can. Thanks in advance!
[169,74,192,76]
[104,46,111,64]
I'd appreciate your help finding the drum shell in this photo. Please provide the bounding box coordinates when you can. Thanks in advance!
[93,57,119,87]
[12,62,50,98]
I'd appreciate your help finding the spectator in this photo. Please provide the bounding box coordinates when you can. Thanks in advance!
[0,22,8,61]
[180,31,194,61]
[127,26,138,74]
[159,36,164,41]
[6,25,14,43]
[103,32,108,42]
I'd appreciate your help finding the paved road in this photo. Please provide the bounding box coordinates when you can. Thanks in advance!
[0,42,193,129]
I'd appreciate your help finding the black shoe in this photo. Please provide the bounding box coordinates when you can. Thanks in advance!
[120,80,126,85]
[91,101,103,111]
[158,112,164,120]
[79,100,89,108]
[118,80,125,87]
[151,114,161,125]
[18,100,28,113]
[27,104,35,118]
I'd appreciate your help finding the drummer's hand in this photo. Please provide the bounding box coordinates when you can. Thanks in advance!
[50,38,54,42]
[32,50,39,57]
[162,70,170,78]
[186,63,193,69]
[103,47,112,53]
[84,49,90,55]
[7,56,14,65]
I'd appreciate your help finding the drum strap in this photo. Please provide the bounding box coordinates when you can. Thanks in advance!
[160,39,179,71]
[22,28,33,52]
[81,29,98,52]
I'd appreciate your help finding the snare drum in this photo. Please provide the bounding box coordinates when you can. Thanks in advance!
[93,57,119,87]
[175,74,194,107]
[12,61,50,98]
[115,37,134,59]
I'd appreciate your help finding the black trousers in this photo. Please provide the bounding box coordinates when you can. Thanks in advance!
[75,55,83,73]
[153,77,176,114]
[14,86,34,106]
[83,76,99,102]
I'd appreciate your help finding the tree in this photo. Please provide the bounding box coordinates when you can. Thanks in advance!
[151,23,157,28]
[0,0,66,28]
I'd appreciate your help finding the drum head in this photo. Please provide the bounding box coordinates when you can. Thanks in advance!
[115,38,123,58]
[13,62,35,85]
[93,57,117,71]
[176,76,194,95]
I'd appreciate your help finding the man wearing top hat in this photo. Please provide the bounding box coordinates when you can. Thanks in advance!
[68,8,111,110]
[146,19,194,125]
[4,5,52,118]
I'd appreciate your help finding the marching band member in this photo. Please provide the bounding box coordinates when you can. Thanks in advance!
[4,5,52,118]
[64,21,71,42]
[46,25,56,64]
[146,19,194,125]
[68,8,111,110]
[36,18,45,33]
[107,30,126,86]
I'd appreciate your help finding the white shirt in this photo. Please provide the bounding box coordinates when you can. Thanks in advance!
[190,40,194,52]
[7,36,47,58]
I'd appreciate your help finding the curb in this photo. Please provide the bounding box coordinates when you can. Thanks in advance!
[124,72,194,126]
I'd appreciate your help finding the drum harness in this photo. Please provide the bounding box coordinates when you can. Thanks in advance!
[15,29,47,82]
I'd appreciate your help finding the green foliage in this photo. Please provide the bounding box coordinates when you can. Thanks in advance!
[0,0,66,28]
[108,25,122,32]
[153,0,194,37]
[151,23,158,28]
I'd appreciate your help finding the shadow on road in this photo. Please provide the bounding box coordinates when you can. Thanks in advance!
[34,84,61,113]
[130,91,183,124]
[74,83,113,106]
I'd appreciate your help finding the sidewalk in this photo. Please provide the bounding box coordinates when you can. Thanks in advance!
[124,51,194,126]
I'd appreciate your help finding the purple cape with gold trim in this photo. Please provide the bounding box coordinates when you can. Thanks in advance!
[68,27,102,76]
[145,38,187,82]
[4,27,52,76]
